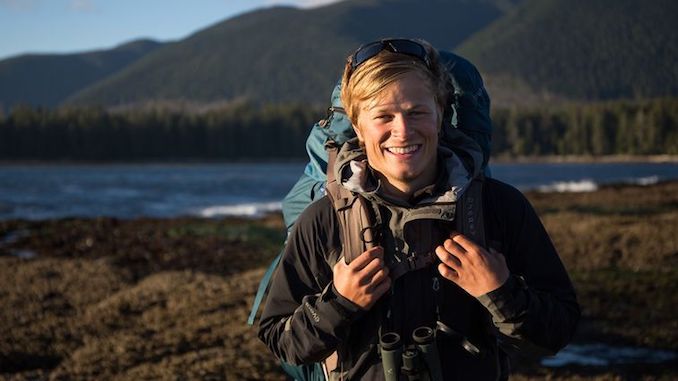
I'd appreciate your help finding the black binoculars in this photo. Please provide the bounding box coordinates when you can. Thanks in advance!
[379,326,444,381]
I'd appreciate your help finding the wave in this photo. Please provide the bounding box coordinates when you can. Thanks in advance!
[196,202,282,218]
[538,179,599,193]
[628,175,659,186]
[537,176,663,193]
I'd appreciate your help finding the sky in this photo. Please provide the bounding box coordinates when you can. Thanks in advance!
[0,0,344,60]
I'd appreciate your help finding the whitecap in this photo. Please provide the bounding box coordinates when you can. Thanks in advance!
[628,175,660,186]
[537,180,599,193]
[196,202,282,218]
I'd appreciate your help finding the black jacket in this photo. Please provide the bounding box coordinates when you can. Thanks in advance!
[259,177,580,380]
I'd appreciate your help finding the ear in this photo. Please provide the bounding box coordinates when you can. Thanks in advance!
[353,123,364,142]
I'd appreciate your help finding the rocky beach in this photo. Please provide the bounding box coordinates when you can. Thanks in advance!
[1,181,677,380]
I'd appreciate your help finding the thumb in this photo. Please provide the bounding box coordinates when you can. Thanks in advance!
[334,255,348,271]
[489,247,508,266]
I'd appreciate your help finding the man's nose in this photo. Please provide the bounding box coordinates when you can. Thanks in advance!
[391,114,413,138]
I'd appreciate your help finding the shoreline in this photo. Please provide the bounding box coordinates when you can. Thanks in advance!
[491,154,678,164]
[1,154,677,166]
[1,180,675,223]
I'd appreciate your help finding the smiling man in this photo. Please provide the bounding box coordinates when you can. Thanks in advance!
[259,38,579,380]
[353,71,440,200]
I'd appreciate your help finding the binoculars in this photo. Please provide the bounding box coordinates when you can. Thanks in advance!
[379,326,444,381]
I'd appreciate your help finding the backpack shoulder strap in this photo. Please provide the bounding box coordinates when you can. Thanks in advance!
[321,141,382,376]
[325,141,380,264]
[248,142,381,326]
[455,175,486,247]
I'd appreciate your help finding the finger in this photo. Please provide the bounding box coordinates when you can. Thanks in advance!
[333,256,348,272]
[369,266,390,286]
[438,262,459,282]
[359,256,386,281]
[451,233,480,252]
[443,238,466,257]
[452,235,491,267]
[349,246,383,271]
[435,245,461,268]
[369,275,391,298]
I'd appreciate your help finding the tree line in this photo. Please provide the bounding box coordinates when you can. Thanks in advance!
[491,97,678,156]
[0,103,315,161]
[0,98,676,161]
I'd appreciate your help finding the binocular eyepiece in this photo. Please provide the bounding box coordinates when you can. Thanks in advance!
[380,332,402,379]
[379,326,444,381]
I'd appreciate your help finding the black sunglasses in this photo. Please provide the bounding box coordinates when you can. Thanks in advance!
[350,38,432,73]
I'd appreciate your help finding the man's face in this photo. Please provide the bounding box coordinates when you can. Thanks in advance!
[354,71,441,197]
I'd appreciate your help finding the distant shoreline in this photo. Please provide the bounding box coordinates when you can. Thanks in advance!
[491,154,678,164]
[1,154,677,166]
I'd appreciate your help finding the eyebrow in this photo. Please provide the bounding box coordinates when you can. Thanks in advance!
[368,103,429,112]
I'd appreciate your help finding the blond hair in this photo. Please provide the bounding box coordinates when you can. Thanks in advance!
[340,39,449,127]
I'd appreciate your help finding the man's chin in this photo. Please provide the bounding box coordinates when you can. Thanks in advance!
[389,170,420,184]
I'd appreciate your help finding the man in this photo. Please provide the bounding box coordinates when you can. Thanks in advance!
[259,38,579,380]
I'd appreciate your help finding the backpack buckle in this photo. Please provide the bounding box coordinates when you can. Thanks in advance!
[360,224,381,245]
[405,252,434,272]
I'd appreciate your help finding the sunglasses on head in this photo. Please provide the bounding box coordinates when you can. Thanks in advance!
[350,38,432,73]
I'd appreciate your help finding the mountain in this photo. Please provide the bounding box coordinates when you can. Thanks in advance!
[0,39,162,110]
[2,0,675,110]
[64,0,514,107]
[458,0,678,102]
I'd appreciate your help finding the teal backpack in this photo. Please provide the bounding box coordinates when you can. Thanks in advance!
[248,50,493,380]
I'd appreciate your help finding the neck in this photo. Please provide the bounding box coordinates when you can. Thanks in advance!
[376,168,438,202]
[379,180,415,201]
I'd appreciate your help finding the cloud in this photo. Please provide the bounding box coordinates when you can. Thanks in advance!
[295,0,344,8]
[69,0,95,12]
[265,0,344,9]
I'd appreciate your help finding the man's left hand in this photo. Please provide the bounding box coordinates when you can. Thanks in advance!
[435,232,509,297]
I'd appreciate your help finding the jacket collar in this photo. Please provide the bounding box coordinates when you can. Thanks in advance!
[334,126,484,206]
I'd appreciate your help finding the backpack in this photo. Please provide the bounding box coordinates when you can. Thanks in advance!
[248,50,493,380]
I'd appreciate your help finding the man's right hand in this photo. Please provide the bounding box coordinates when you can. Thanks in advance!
[333,246,391,310]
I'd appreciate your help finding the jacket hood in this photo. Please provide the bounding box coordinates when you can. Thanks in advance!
[333,126,484,204]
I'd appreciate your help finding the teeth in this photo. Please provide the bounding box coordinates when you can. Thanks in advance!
[387,145,419,154]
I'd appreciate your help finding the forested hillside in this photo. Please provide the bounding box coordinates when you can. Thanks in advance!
[64,0,510,107]
[1,0,675,109]
[459,0,678,100]
[0,40,161,110]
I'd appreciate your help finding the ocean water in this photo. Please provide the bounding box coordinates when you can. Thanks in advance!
[542,343,677,367]
[0,161,676,220]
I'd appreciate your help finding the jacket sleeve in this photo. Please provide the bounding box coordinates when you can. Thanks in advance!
[258,197,364,365]
[477,179,580,357]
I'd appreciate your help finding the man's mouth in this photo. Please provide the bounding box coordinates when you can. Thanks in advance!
[385,145,421,155]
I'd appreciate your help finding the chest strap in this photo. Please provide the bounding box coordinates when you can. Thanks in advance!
[386,176,485,283]
[389,253,436,281]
